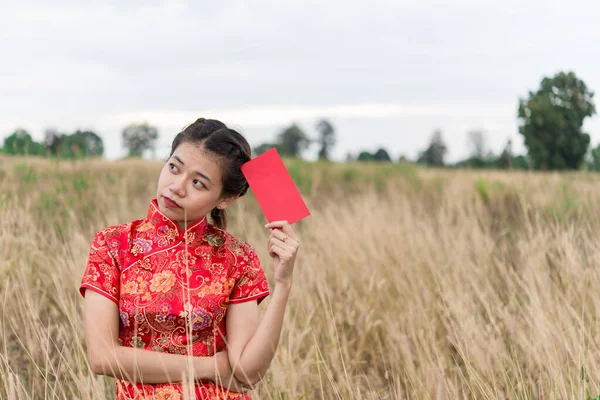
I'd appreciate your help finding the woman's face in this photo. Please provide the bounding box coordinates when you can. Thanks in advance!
[156,141,235,228]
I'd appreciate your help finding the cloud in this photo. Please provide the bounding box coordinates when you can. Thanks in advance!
[2,1,600,164]
[104,102,515,128]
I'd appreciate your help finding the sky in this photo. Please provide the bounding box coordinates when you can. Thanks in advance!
[2,0,600,162]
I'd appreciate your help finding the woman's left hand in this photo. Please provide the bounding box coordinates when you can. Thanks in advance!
[265,220,300,288]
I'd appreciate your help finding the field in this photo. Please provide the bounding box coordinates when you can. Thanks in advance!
[3,154,600,399]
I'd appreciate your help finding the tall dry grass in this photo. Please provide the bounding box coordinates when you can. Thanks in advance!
[2,155,600,399]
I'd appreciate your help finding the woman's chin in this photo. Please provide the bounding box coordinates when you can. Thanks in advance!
[159,202,179,217]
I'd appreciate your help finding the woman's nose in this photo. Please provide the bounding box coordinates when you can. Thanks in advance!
[169,178,186,197]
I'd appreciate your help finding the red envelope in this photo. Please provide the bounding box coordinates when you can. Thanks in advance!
[241,148,311,225]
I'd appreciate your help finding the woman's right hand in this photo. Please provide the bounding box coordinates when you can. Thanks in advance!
[213,351,255,394]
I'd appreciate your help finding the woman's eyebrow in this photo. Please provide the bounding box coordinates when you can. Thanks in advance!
[172,155,213,184]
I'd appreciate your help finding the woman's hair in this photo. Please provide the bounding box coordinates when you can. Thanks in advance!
[169,118,252,230]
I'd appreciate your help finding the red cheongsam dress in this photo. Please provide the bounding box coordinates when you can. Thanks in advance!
[79,199,270,399]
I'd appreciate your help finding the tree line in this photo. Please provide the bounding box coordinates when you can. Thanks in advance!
[0,123,160,159]
[2,70,599,171]
[414,71,600,171]
[0,118,342,162]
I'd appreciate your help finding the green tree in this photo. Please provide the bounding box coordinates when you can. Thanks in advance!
[498,139,513,169]
[71,130,104,157]
[122,122,159,158]
[57,135,80,158]
[276,123,311,158]
[373,148,392,162]
[512,154,531,170]
[315,119,336,161]
[3,129,46,156]
[44,129,104,158]
[417,129,447,167]
[43,129,62,156]
[357,151,374,161]
[590,144,600,171]
[253,143,283,156]
[518,71,596,170]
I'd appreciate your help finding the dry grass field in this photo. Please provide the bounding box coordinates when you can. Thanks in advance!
[3,154,600,399]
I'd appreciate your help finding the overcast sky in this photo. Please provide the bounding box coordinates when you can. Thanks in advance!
[2,0,600,162]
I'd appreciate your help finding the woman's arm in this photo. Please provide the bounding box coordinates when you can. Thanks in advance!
[226,221,299,386]
[83,290,239,387]
[225,285,291,386]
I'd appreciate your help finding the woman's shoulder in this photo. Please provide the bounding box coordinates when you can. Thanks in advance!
[91,219,140,245]
[88,220,143,263]
[203,223,256,255]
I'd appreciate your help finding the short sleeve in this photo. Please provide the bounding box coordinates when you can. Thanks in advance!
[229,244,270,305]
[79,229,121,305]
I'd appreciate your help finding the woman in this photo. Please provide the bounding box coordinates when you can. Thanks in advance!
[79,118,300,399]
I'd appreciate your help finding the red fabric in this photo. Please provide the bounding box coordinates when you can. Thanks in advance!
[80,199,270,399]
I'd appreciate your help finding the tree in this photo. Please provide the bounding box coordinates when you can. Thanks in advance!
[417,129,447,167]
[463,129,503,169]
[315,119,336,161]
[71,130,104,157]
[357,151,374,161]
[356,149,393,162]
[373,148,392,162]
[512,154,530,170]
[498,139,513,169]
[467,129,487,159]
[518,71,596,170]
[43,128,62,156]
[43,129,104,159]
[3,129,46,156]
[253,142,282,156]
[122,122,159,158]
[589,144,600,171]
[276,123,311,158]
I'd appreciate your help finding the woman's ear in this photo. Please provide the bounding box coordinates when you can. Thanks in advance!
[217,194,240,210]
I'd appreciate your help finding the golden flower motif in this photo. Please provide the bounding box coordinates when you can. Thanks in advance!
[184,230,195,244]
[210,281,223,293]
[138,257,152,271]
[177,251,197,266]
[150,271,176,293]
[138,221,154,232]
[208,262,224,275]
[178,302,193,318]
[137,276,149,291]
[89,267,100,281]
[122,281,138,294]
[175,251,198,277]
[166,228,178,243]
[155,386,182,400]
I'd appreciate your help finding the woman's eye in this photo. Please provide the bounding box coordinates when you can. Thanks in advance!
[169,163,178,172]
[193,179,205,189]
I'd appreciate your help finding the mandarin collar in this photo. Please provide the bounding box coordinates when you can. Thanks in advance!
[145,198,208,244]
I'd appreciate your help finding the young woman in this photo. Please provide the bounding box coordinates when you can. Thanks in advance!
[79,118,300,399]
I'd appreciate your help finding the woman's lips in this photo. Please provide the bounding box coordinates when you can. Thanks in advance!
[163,196,182,209]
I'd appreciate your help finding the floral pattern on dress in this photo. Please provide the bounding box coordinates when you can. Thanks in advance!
[80,199,270,400]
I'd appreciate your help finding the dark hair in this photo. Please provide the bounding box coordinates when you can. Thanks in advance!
[169,118,251,230]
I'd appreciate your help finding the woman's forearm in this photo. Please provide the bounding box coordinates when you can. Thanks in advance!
[90,344,219,384]
[233,285,291,385]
